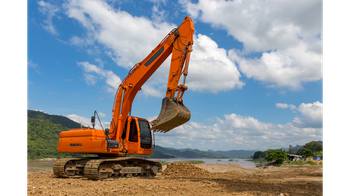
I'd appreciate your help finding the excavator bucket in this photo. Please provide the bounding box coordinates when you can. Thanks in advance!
[151,97,191,133]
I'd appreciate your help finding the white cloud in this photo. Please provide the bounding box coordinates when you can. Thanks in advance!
[38,0,60,35]
[276,103,289,109]
[77,61,122,93]
[275,101,323,128]
[147,115,158,122]
[151,5,166,23]
[148,0,167,5]
[181,0,322,52]
[234,43,322,90]
[141,82,163,98]
[67,114,110,130]
[63,0,174,68]
[181,0,322,90]
[298,101,323,118]
[34,109,43,112]
[187,34,244,93]
[293,101,323,128]
[155,109,322,151]
[62,0,245,95]
[28,60,38,68]
[70,36,88,46]
[83,74,97,85]
[98,112,107,118]
[276,103,296,110]
[28,60,41,74]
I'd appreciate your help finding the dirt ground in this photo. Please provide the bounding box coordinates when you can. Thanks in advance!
[27,162,322,196]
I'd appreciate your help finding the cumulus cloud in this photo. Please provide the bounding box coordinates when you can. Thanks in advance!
[292,101,323,128]
[67,114,110,130]
[276,103,296,110]
[62,0,245,95]
[234,43,322,90]
[63,0,174,68]
[181,0,322,90]
[187,34,244,92]
[66,100,322,151]
[155,105,322,150]
[77,61,122,93]
[98,112,107,118]
[276,101,323,128]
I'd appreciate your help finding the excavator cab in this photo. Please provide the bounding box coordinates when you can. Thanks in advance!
[150,97,191,133]
[121,116,153,155]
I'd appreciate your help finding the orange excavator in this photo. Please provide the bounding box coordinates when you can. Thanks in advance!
[53,16,194,179]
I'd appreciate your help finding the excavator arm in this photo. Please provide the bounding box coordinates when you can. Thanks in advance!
[108,16,194,142]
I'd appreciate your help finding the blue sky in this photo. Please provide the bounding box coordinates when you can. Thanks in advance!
[26,0,324,151]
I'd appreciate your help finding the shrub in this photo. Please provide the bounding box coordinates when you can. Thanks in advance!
[253,151,267,159]
[304,141,323,152]
[303,149,313,158]
[306,160,317,165]
[265,148,287,165]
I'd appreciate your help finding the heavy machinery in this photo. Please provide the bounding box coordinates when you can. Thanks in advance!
[53,16,194,180]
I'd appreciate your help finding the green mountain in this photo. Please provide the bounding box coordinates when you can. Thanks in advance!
[28,110,83,129]
[207,149,257,158]
[27,110,92,160]
[154,146,228,158]
[127,150,176,159]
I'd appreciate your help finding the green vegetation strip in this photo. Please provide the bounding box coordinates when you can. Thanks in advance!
[279,160,319,167]
[34,167,51,170]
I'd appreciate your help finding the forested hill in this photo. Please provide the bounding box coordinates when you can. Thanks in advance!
[27,110,86,160]
[153,146,228,158]
[207,149,256,158]
[28,110,82,129]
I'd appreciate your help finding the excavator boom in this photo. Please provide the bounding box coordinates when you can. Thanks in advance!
[109,16,194,140]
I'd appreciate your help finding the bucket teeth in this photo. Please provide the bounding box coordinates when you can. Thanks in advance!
[151,97,191,133]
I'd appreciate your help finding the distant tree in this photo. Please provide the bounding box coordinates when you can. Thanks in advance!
[314,151,323,156]
[303,141,323,152]
[303,148,313,158]
[288,145,294,154]
[265,148,287,165]
[296,147,305,155]
[253,151,266,159]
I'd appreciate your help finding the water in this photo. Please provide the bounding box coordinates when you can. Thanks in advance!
[149,158,259,168]
[27,158,259,170]
[27,160,56,170]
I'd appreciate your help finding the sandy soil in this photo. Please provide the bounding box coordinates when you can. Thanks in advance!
[27,162,322,196]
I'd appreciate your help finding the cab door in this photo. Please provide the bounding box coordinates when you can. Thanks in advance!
[126,117,139,154]
[138,119,152,149]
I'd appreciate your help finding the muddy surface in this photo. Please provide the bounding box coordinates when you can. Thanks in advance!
[27,162,322,195]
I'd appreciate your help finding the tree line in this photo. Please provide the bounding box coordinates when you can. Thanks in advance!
[252,141,323,163]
